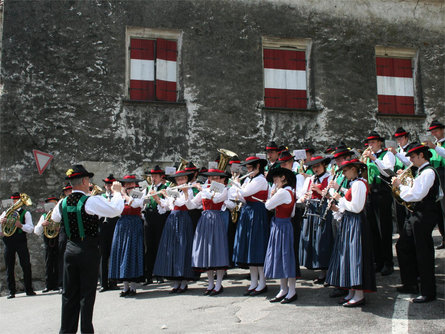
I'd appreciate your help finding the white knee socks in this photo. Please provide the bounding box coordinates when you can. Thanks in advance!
[215,270,225,291]
[249,266,259,290]
[256,266,266,291]
[350,290,364,303]
[276,278,288,298]
[286,278,296,298]
[207,271,215,290]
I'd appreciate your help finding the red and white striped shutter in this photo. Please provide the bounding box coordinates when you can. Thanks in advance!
[376,57,415,114]
[129,38,155,100]
[263,48,307,109]
[156,38,177,102]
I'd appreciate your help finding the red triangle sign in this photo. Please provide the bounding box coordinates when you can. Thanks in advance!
[33,150,54,175]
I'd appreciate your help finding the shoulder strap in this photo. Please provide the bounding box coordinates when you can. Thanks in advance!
[62,195,89,240]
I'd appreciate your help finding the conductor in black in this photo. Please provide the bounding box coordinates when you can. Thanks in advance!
[50,165,124,333]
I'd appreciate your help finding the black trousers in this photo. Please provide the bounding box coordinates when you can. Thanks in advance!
[60,239,100,334]
[436,166,445,237]
[99,218,117,288]
[58,231,67,289]
[143,210,167,280]
[2,234,33,294]
[395,202,407,235]
[396,215,436,297]
[366,186,394,267]
[44,235,59,290]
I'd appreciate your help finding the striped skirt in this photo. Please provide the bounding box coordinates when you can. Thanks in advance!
[326,211,362,288]
[232,201,270,266]
[153,210,196,280]
[192,210,229,270]
[264,217,296,279]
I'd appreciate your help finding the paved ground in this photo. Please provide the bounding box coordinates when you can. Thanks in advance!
[1,232,444,334]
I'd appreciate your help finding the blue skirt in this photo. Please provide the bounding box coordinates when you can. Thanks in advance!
[109,215,144,281]
[232,201,270,266]
[153,210,196,280]
[264,217,296,279]
[299,200,334,269]
[192,210,229,269]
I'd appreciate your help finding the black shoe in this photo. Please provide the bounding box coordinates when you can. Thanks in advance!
[177,285,188,293]
[281,293,298,304]
[338,297,352,305]
[99,287,108,293]
[169,288,179,294]
[250,286,268,296]
[269,295,286,303]
[142,279,153,286]
[436,240,445,250]
[203,289,213,296]
[412,295,435,303]
[119,290,130,297]
[210,286,224,296]
[42,288,51,293]
[329,288,348,298]
[396,285,418,294]
[7,293,15,299]
[127,290,137,297]
[243,286,257,296]
[343,298,365,307]
[157,278,165,284]
[381,264,394,276]
[313,277,325,285]
[26,291,36,296]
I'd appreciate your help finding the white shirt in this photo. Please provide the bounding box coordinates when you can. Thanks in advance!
[337,179,367,214]
[373,149,396,177]
[231,174,268,203]
[399,163,436,202]
[51,190,124,223]
[265,187,294,218]
[298,172,332,203]
[0,209,34,234]
[189,187,228,210]
[160,188,195,211]
[395,143,412,167]
[435,145,445,158]
[34,214,45,236]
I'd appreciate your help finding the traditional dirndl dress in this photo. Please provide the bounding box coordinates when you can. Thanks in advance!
[153,205,196,280]
[109,205,144,281]
[192,199,229,270]
[299,176,334,270]
[232,190,270,267]
[264,189,298,278]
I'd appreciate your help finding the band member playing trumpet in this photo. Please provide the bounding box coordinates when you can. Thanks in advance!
[109,175,145,297]
[231,156,270,296]
[298,156,334,284]
[50,165,124,334]
[361,131,396,276]
[326,159,376,307]
[34,196,60,293]
[264,167,298,304]
[189,169,229,295]
[153,170,197,293]
[1,192,36,299]
[392,144,443,303]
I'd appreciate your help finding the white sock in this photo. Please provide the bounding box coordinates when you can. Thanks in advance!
[256,266,266,291]
[345,289,354,300]
[286,278,296,298]
[130,282,137,291]
[215,270,225,291]
[180,280,187,289]
[123,281,129,292]
[207,271,215,290]
[249,266,259,290]
[350,290,364,303]
[172,281,180,289]
[276,279,288,298]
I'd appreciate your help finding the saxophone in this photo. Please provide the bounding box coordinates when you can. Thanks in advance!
[43,208,60,239]
[2,193,32,237]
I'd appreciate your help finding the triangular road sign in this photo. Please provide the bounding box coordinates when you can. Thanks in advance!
[33,149,54,175]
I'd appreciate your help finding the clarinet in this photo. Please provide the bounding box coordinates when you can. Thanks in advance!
[301,176,314,219]
[318,168,336,216]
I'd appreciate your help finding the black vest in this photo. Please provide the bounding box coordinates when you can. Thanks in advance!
[60,192,101,239]
[413,165,441,212]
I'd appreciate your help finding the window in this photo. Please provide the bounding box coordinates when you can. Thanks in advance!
[262,37,312,110]
[126,27,181,102]
[375,46,418,115]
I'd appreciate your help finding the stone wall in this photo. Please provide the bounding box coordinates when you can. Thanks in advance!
[0,0,443,293]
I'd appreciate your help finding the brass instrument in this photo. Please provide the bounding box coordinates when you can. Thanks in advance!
[43,208,60,239]
[2,193,32,237]
[177,157,188,171]
[231,200,242,223]
[91,184,104,196]
[217,148,238,172]
[392,164,415,211]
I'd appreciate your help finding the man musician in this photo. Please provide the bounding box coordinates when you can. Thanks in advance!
[392,144,443,303]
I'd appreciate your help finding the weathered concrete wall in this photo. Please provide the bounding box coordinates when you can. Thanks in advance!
[0,0,444,292]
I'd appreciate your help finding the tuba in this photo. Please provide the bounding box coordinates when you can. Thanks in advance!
[43,208,60,239]
[392,164,415,211]
[217,148,238,172]
[2,193,32,237]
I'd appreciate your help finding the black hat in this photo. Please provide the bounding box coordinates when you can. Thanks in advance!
[65,165,94,180]
[305,156,331,167]
[324,145,336,154]
[185,162,199,172]
[201,168,228,177]
[265,141,280,151]
[10,192,20,200]
[62,183,72,191]
[167,169,195,183]
[332,146,353,159]
[405,143,431,158]
[229,156,241,165]
[266,167,296,189]
[305,147,315,155]
[338,159,367,171]
[45,197,58,202]
[364,131,385,143]
[119,174,143,183]
[278,145,288,153]
[241,156,268,167]
[278,150,294,162]
[198,167,208,175]
[428,120,444,131]
[394,127,409,138]
[103,174,116,184]
[148,165,165,175]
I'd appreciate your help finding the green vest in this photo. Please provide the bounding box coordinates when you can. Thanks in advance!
[366,150,388,184]
[430,144,445,169]
[394,147,407,172]
[145,183,167,210]
[61,195,89,239]
[265,161,281,172]
[15,209,27,234]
